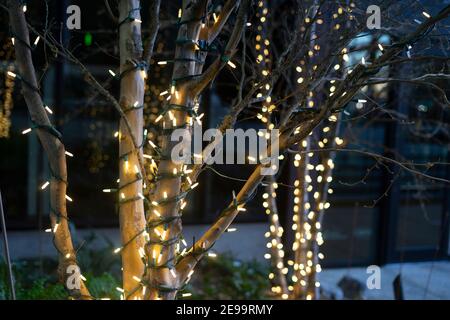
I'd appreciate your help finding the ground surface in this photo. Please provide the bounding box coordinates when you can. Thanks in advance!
[6,224,450,300]
[319,261,450,300]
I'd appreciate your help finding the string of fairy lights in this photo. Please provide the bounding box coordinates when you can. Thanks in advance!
[264,0,428,299]
[100,1,433,301]
[6,0,438,300]
[251,0,290,300]
[291,119,341,300]
[0,37,15,138]
[102,5,221,299]
[263,3,349,300]
[5,3,99,300]
[0,68,15,138]
[289,4,347,301]
[110,5,201,300]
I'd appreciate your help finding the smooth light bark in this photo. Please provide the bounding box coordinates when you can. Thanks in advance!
[118,0,146,299]
[146,0,246,299]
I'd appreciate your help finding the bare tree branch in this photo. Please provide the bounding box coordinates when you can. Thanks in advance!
[189,0,251,96]
[143,0,161,65]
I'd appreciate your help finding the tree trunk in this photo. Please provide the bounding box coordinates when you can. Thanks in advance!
[266,176,289,298]
[7,0,90,299]
[292,118,340,300]
[292,139,310,299]
[118,0,146,299]
[146,0,206,300]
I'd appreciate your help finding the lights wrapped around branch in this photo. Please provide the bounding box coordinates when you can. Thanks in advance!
[117,7,142,29]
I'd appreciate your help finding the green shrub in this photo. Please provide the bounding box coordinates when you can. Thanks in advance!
[184,253,269,299]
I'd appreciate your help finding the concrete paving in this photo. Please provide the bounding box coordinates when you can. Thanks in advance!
[318,261,450,300]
